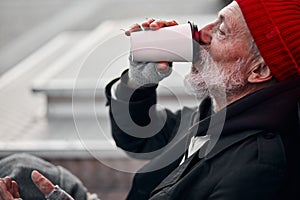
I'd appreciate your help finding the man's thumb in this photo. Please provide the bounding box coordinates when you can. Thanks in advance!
[31,170,55,196]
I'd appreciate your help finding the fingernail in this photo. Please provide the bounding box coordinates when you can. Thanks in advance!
[31,170,39,181]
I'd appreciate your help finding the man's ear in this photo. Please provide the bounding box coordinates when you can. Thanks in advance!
[247,64,273,83]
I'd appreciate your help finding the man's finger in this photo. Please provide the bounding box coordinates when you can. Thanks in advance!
[11,181,20,198]
[165,20,178,26]
[141,18,155,30]
[125,23,142,36]
[31,170,54,196]
[156,62,171,73]
[149,20,178,30]
[3,177,12,195]
[0,179,13,200]
[149,20,167,30]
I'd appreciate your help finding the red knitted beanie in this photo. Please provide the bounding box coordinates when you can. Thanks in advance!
[235,0,300,81]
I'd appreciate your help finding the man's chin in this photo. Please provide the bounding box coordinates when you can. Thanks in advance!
[183,75,209,99]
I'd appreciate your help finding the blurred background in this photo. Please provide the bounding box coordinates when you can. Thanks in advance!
[0,0,231,199]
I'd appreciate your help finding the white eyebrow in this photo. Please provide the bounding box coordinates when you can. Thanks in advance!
[216,13,230,33]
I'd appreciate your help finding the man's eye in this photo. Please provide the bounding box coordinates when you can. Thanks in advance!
[216,28,226,39]
[216,22,226,39]
[213,21,227,40]
[217,28,225,35]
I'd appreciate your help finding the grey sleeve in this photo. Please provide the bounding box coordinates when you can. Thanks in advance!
[45,186,102,200]
[87,193,101,200]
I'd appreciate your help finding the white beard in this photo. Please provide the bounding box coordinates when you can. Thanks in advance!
[184,48,248,100]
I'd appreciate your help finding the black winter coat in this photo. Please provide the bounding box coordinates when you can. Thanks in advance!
[105,73,300,200]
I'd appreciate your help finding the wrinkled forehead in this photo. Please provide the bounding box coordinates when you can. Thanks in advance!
[219,1,242,17]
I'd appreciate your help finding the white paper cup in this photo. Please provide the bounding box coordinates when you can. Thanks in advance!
[130,22,199,62]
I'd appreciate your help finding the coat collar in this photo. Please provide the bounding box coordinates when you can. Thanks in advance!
[204,129,262,159]
[188,77,300,161]
[192,77,300,138]
[151,128,264,194]
[152,78,300,195]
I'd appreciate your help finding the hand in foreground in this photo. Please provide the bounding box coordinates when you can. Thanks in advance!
[0,171,74,200]
[125,19,178,86]
[0,177,21,200]
[31,170,74,200]
[31,170,55,196]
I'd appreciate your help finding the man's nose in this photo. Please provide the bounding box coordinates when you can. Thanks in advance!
[198,24,213,45]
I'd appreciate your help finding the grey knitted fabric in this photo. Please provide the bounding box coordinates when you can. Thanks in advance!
[0,153,88,200]
[128,56,172,86]
[46,185,74,200]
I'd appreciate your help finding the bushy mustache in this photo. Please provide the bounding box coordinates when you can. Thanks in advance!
[184,48,248,99]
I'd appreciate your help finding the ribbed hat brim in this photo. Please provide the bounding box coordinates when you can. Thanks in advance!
[235,0,300,81]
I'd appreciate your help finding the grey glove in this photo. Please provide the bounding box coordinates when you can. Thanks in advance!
[46,185,74,200]
[128,55,172,86]
[45,185,101,200]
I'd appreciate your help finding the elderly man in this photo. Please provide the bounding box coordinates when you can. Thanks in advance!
[1,0,300,199]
